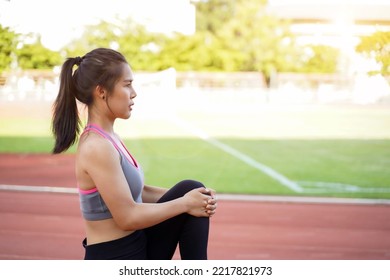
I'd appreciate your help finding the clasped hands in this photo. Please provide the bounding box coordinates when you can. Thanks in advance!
[204,188,217,217]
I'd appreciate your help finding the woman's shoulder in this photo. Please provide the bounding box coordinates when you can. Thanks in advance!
[78,132,118,162]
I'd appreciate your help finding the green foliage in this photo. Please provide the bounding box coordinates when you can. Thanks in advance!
[117,20,166,71]
[60,0,303,79]
[63,19,165,71]
[356,31,390,75]
[193,0,299,80]
[157,32,227,71]
[0,0,344,77]
[298,45,340,74]
[0,24,18,74]
[63,20,120,57]
[194,0,236,34]
[0,26,61,71]
[16,37,62,69]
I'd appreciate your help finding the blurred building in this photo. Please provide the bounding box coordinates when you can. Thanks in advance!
[267,0,390,75]
[267,0,390,41]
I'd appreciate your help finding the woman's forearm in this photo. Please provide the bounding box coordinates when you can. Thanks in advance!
[142,184,168,203]
[115,196,188,231]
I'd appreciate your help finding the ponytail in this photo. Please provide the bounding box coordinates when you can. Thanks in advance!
[52,58,81,154]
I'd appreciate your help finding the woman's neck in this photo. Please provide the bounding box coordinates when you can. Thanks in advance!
[87,109,115,134]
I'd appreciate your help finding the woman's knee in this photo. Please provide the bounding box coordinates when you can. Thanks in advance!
[157,179,206,203]
[174,179,205,193]
[170,179,205,198]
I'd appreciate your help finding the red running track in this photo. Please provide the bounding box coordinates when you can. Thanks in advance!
[1,154,390,260]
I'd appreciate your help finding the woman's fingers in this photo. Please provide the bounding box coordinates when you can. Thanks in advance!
[205,197,217,217]
[193,187,217,217]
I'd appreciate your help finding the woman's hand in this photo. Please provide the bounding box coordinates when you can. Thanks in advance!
[204,188,217,217]
[183,187,217,217]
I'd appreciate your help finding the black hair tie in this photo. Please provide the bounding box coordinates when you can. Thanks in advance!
[74,56,83,66]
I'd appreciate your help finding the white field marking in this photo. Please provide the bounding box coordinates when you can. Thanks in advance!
[298,181,390,193]
[0,184,77,194]
[169,116,303,193]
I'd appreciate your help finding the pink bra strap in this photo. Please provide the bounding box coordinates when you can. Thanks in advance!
[78,186,98,195]
[82,124,122,153]
[82,124,138,168]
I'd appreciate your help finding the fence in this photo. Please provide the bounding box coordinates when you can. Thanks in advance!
[0,69,389,104]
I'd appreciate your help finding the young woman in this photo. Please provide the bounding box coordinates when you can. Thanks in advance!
[52,48,217,260]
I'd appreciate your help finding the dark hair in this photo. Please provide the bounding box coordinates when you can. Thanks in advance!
[52,48,128,154]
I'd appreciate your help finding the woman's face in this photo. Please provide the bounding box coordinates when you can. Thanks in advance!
[107,63,137,120]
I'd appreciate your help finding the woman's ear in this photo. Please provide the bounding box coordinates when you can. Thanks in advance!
[94,85,106,100]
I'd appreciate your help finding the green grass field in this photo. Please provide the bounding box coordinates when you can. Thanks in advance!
[1,91,390,199]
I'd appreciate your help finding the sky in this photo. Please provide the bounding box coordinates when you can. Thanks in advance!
[0,0,195,50]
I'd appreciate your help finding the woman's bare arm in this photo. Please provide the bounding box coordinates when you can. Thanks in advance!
[142,185,168,203]
[80,138,211,231]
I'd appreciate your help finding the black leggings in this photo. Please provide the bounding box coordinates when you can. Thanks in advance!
[83,180,210,260]
[145,179,210,260]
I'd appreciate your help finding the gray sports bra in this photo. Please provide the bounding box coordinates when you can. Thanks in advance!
[78,124,144,221]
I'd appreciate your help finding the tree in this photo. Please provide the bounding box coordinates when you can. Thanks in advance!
[356,31,390,76]
[0,24,18,74]
[16,35,62,70]
[194,0,235,34]
[116,19,167,71]
[205,0,299,83]
[64,20,122,57]
[63,18,167,71]
[298,45,340,74]
[158,31,232,71]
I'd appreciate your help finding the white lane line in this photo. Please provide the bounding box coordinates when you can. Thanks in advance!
[2,184,389,205]
[169,116,303,193]
[218,193,390,205]
[0,184,77,194]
